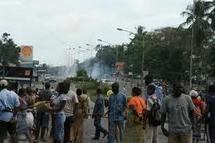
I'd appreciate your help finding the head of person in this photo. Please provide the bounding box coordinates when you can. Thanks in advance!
[57,82,70,94]
[26,87,33,95]
[145,75,153,86]
[111,82,119,95]
[63,80,71,92]
[147,84,156,96]
[83,89,87,94]
[18,88,26,97]
[208,83,215,95]
[173,83,184,97]
[45,82,51,90]
[97,88,102,95]
[76,88,82,96]
[132,87,142,97]
[189,90,198,99]
[0,79,8,90]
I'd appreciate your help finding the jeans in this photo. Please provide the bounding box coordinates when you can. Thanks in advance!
[64,116,75,143]
[209,124,215,143]
[94,116,108,138]
[53,113,66,143]
[107,120,124,143]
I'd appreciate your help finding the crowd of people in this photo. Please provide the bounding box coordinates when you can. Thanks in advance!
[0,79,91,143]
[0,76,215,143]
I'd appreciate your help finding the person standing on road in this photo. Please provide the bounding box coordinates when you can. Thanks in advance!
[16,88,34,143]
[72,88,89,143]
[0,80,20,143]
[107,82,127,143]
[49,82,69,143]
[160,83,195,143]
[144,84,160,143]
[189,90,204,141]
[206,83,215,143]
[35,82,52,141]
[92,88,108,140]
[124,87,146,143]
[81,89,90,118]
[144,75,163,102]
[63,80,79,143]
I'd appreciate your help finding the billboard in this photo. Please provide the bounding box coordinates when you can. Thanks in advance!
[19,45,33,62]
[0,66,33,81]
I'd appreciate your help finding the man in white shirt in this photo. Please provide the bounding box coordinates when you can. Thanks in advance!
[63,81,79,143]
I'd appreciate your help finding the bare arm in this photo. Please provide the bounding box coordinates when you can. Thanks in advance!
[161,113,169,137]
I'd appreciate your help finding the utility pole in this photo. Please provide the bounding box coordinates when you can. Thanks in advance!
[189,0,196,90]
[141,34,145,86]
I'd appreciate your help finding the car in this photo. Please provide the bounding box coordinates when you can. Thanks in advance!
[101,79,115,85]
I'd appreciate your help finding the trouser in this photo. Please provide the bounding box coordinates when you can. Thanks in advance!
[107,120,124,143]
[64,116,75,143]
[94,116,108,138]
[145,123,158,143]
[168,133,192,143]
[35,111,50,139]
[0,121,17,143]
[53,113,66,143]
[209,124,215,143]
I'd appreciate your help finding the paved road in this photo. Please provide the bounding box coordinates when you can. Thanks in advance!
[83,117,168,143]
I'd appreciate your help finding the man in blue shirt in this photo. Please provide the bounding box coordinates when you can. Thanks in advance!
[206,83,215,143]
[144,75,163,103]
[107,82,126,143]
[0,80,20,143]
[92,88,108,140]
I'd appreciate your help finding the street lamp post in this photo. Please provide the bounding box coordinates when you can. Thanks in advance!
[97,39,118,63]
[117,27,145,85]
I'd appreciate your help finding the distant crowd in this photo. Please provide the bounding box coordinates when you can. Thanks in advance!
[0,76,215,143]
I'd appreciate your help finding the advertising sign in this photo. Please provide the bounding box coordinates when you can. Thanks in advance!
[19,45,33,62]
[0,66,33,81]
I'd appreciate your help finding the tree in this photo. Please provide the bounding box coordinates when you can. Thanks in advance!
[76,69,88,79]
[181,1,212,53]
[0,33,20,66]
[143,27,189,83]
[206,0,215,31]
[124,26,146,76]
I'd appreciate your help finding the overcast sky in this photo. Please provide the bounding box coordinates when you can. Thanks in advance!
[0,0,193,66]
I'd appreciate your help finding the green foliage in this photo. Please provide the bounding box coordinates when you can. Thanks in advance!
[181,0,212,53]
[76,69,88,78]
[96,27,191,83]
[207,41,215,77]
[0,33,20,66]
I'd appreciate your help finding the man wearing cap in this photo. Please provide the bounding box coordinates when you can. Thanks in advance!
[0,80,20,143]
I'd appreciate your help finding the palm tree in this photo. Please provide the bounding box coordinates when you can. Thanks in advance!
[206,0,215,32]
[180,0,212,53]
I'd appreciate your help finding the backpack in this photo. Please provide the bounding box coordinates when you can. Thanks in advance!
[80,96,89,118]
[104,97,109,107]
[148,98,162,126]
